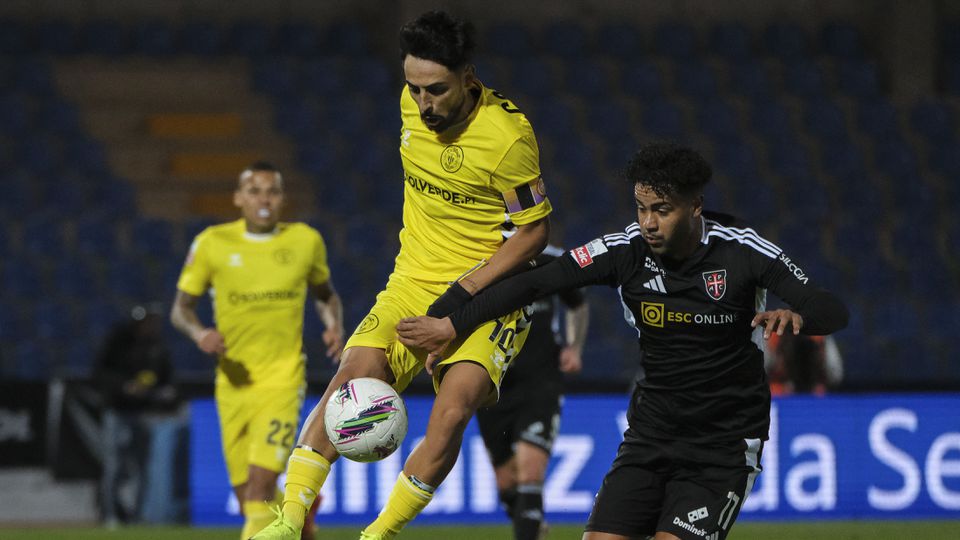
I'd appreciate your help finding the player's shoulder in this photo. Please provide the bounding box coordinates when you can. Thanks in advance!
[701,213,782,259]
[280,221,324,243]
[477,84,534,140]
[567,222,644,267]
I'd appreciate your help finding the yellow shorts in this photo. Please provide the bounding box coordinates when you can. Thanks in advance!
[344,273,530,402]
[214,382,305,487]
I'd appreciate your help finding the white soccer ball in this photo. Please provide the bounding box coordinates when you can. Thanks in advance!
[323,377,408,463]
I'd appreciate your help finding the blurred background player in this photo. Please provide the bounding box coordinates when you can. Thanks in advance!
[397,142,849,540]
[170,162,344,539]
[476,236,590,540]
[95,302,179,526]
[765,333,843,395]
[253,10,552,540]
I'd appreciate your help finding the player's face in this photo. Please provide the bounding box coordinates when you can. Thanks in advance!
[403,55,473,132]
[634,184,702,260]
[234,170,284,233]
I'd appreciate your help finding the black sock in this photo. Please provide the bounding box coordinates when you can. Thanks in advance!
[513,483,544,540]
[498,487,518,519]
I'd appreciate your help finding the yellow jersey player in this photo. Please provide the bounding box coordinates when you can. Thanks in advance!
[253,10,552,540]
[171,162,344,540]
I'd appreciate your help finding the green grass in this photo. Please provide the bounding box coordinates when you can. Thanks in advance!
[1,522,959,540]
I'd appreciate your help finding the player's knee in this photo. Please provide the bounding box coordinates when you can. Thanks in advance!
[432,405,473,436]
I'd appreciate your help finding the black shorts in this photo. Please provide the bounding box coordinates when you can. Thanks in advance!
[585,427,763,540]
[476,383,562,466]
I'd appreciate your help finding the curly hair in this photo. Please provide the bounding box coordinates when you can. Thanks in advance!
[622,142,712,200]
[399,10,475,71]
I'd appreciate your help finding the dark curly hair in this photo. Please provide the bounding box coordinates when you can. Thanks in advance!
[399,10,476,71]
[622,142,712,200]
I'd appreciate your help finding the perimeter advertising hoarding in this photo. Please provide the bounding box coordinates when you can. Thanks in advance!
[190,394,960,525]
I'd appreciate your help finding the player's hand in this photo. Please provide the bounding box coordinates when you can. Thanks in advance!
[752,309,803,339]
[324,326,344,363]
[559,346,583,374]
[195,328,226,355]
[396,316,457,375]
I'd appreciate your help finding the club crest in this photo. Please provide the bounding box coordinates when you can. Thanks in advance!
[702,270,727,301]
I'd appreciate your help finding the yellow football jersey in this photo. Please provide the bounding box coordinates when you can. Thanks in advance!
[177,220,331,387]
[394,82,553,283]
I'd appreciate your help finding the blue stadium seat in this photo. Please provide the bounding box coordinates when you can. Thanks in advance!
[563,58,612,99]
[586,100,634,144]
[133,20,177,56]
[33,300,74,343]
[274,98,320,138]
[712,139,761,180]
[15,59,57,96]
[96,178,137,218]
[803,98,850,142]
[62,137,110,175]
[252,60,299,100]
[327,21,370,55]
[709,22,752,61]
[727,61,774,99]
[180,21,222,56]
[275,22,320,56]
[184,217,218,245]
[227,21,273,56]
[531,96,578,138]
[910,99,955,141]
[485,23,535,57]
[653,21,697,60]
[13,342,54,381]
[750,99,794,141]
[0,94,29,136]
[596,22,642,59]
[22,213,65,255]
[762,22,810,61]
[697,98,741,140]
[928,140,960,178]
[836,60,881,98]
[63,340,96,378]
[51,256,99,299]
[75,213,121,257]
[21,135,63,175]
[345,57,393,98]
[946,61,960,96]
[819,136,867,179]
[36,100,83,136]
[543,22,588,58]
[510,57,554,98]
[856,97,900,139]
[873,138,919,177]
[782,62,828,98]
[641,100,686,139]
[619,60,665,99]
[83,300,125,346]
[34,19,78,55]
[107,255,150,300]
[673,61,720,101]
[767,142,814,182]
[3,256,44,298]
[0,19,29,54]
[820,22,865,59]
[130,218,176,259]
[80,20,128,56]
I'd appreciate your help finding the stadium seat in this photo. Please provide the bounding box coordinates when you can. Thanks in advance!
[653,21,698,60]
[782,62,828,99]
[818,137,868,179]
[0,19,29,55]
[0,94,30,136]
[910,99,955,141]
[750,99,794,142]
[586,100,635,144]
[22,213,65,255]
[345,57,394,98]
[133,20,177,56]
[873,138,919,178]
[33,19,78,55]
[180,21,222,56]
[543,21,589,59]
[16,59,57,96]
[856,97,901,139]
[762,22,810,61]
[727,60,774,99]
[696,98,741,140]
[275,22,321,56]
[820,22,865,60]
[836,60,881,98]
[510,57,555,98]
[13,342,54,381]
[80,20,128,56]
[33,300,74,342]
[928,139,960,178]
[327,20,370,55]
[673,61,720,101]
[130,218,176,259]
[563,58,613,99]
[708,22,753,61]
[641,100,686,139]
[620,59,665,99]
[107,255,150,300]
[227,20,273,56]
[252,60,299,100]
[485,22,535,57]
[36,100,83,136]
[75,213,121,257]
[803,97,851,142]
[596,22,642,59]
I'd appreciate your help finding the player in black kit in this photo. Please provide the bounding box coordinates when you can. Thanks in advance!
[477,242,590,540]
[397,142,849,540]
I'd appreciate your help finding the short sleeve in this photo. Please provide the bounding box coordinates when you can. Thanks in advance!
[492,135,552,225]
[177,233,212,296]
[308,230,331,285]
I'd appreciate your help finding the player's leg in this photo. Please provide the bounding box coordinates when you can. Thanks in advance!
[239,466,280,539]
[361,361,493,539]
[251,346,395,540]
[653,439,762,540]
[476,398,520,519]
[513,442,550,540]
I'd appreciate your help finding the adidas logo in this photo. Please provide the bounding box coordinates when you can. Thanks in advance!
[642,274,666,293]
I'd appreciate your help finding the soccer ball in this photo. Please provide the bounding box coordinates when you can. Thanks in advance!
[323,377,408,462]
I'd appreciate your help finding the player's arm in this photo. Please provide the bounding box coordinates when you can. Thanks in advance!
[559,289,589,374]
[751,250,849,338]
[310,280,345,361]
[170,290,225,356]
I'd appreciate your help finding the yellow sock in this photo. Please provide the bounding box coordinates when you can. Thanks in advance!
[281,447,331,529]
[362,473,434,538]
[240,499,274,539]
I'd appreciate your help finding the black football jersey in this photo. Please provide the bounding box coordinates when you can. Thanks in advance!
[453,215,847,444]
